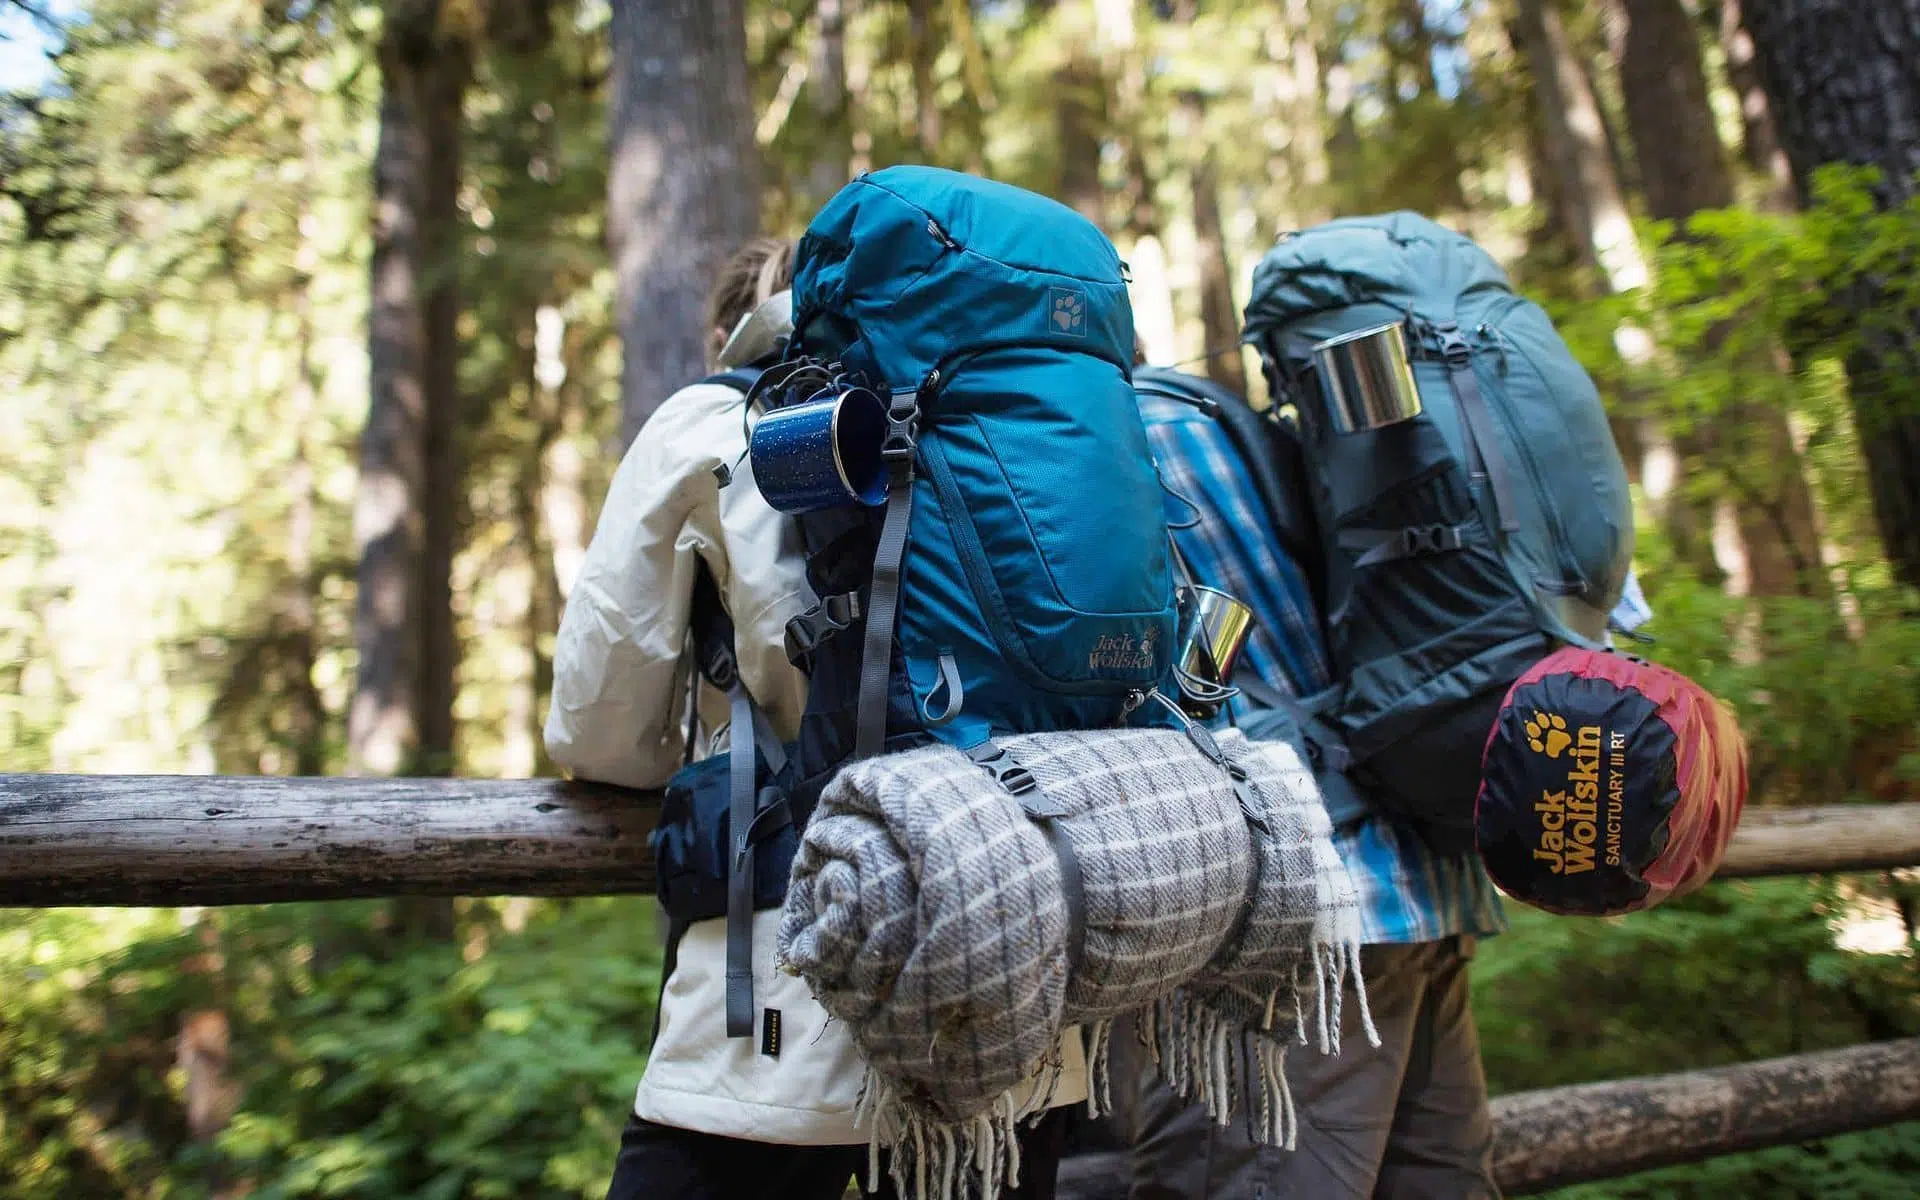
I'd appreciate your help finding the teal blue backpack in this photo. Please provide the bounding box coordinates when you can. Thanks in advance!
[659,167,1187,1041]
[1240,212,1634,852]
[779,165,1180,771]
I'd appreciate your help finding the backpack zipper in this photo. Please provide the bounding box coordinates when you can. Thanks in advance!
[1468,303,1585,590]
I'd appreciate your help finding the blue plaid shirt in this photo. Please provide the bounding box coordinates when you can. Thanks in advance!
[1140,390,1507,945]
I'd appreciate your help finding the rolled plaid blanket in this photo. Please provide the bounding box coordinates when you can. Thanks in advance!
[777,727,1369,1200]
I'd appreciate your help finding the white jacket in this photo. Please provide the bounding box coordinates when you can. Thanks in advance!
[545,381,1085,1145]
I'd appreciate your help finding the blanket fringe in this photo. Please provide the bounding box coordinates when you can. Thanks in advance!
[859,1054,1062,1200]
[856,935,1366,1197]
[1085,1017,1115,1119]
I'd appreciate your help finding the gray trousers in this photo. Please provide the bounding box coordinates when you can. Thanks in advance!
[1106,937,1499,1200]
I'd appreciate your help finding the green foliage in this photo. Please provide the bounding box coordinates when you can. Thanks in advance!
[1475,879,1919,1095]
[1475,878,1920,1198]
[1546,1122,1920,1200]
[0,900,660,1199]
[4,1,1917,1197]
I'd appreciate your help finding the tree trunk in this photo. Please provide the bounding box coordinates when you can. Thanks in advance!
[1182,95,1247,394]
[1741,0,1920,591]
[907,0,941,156]
[1389,0,1467,210]
[1511,0,1646,292]
[352,3,470,777]
[809,0,854,201]
[1279,0,1328,218]
[1319,38,1362,204]
[1718,0,1797,210]
[1053,10,1107,233]
[607,0,759,443]
[286,273,326,776]
[1612,0,1826,596]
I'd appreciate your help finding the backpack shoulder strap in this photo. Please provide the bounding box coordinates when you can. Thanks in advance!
[700,366,766,394]
[1135,366,1321,585]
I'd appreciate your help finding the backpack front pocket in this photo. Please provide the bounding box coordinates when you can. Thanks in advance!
[913,350,1176,693]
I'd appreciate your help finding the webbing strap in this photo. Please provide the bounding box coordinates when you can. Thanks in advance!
[1040,818,1087,974]
[1439,326,1522,533]
[1341,523,1469,568]
[724,684,756,1038]
[1236,672,1353,775]
[854,390,921,761]
[966,738,1086,973]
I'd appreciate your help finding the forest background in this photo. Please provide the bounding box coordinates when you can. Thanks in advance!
[2,0,1918,1196]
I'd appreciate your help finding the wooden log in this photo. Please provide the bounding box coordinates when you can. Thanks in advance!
[1489,1037,1920,1194]
[0,775,658,906]
[1057,1039,1920,1199]
[1716,802,1920,879]
[0,772,1915,907]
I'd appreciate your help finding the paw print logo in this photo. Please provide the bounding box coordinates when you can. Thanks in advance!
[1524,710,1572,759]
[1050,287,1088,336]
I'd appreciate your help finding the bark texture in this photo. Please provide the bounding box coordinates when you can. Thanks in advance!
[352,1,471,777]
[2,787,1906,907]
[1718,0,1797,209]
[907,0,941,155]
[1489,1038,1920,1193]
[1741,0,1920,591]
[1511,0,1645,290]
[1612,0,1826,596]
[1056,1039,1920,1198]
[607,0,760,443]
[0,774,661,905]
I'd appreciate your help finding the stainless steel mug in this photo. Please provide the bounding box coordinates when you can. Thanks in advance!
[1310,321,1423,434]
[1174,584,1257,715]
[748,385,889,514]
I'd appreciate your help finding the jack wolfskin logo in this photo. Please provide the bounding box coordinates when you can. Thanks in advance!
[1088,629,1156,671]
[1050,287,1088,336]
[1524,710,1572,758]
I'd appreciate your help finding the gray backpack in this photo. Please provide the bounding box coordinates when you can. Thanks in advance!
[1241,213,1633,853]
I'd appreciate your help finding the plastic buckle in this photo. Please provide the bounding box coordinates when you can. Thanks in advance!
[700,642,739,691]
[783,592,863,664]
[1434,320,1471,367]
[967,743,1040,798]
[1401,524,1460,557]
[881,391,920,465]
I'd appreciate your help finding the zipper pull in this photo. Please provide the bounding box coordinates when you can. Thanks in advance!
[926,217,959,251]
[1475,323,1509,375]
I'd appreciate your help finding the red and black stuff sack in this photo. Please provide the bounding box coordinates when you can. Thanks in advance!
[1476,647,1748,916]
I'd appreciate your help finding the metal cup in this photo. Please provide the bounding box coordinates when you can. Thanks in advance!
[1174,584,1257,715]
[1310,321,1423,434]
[748,385,889,514]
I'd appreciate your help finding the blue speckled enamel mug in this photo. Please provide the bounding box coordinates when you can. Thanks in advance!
[748,386,890,514]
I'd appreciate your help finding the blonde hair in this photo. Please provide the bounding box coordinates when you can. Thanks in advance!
[706,237,796,366]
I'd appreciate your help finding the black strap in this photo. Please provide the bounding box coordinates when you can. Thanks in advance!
[854,389,921,761]
[1339,522,1469,568]
[722,679,793,1040]
[724,684,757,1038]
[701,367,767,394]
[689,560,739,691]
[1137,366,1322,578]
[1234,672,1352,775]
[1436,325,1521,534]
[962,738,1087,973]
[1039,817,1087,974]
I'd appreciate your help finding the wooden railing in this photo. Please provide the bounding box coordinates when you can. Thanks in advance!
[4,775,1917,905]
[2,774,1916,1193]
